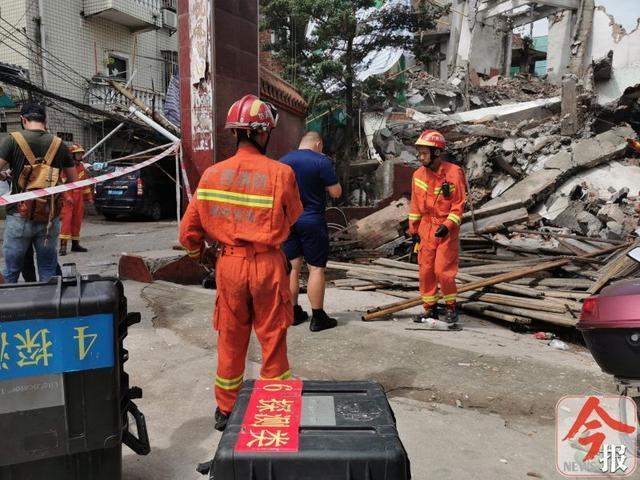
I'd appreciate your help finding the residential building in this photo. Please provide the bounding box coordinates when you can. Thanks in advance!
[0,0,178,158]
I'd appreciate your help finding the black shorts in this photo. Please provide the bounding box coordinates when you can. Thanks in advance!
[282,221,329,268]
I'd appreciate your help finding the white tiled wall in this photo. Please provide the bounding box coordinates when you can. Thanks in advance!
[0,0,177,157]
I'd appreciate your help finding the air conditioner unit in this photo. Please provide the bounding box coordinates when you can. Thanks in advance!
[162,8,177,30]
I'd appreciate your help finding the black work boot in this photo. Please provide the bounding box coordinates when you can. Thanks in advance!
[444,303,462,330]
[310,309,337,332]
[414,306,438,323]
[71,240,88,253]
[292,305,309,326]
[214,407,229,432]
[59,241,68,257]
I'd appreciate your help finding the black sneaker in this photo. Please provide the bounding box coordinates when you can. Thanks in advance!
[414,307,438,323]
[310,310,337,332]
[214,407,229,432]
[71,241,88,253]
[292,305,309,326]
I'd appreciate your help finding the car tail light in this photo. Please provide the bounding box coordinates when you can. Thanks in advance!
[136,178,144,196]
[580,297,599,322]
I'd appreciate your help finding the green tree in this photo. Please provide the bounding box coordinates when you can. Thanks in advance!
[261,0,447,193]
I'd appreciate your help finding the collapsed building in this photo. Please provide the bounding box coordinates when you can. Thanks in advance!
[327,0,640,331]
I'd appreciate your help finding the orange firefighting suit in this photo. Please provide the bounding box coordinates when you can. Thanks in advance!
[179,145,303,414]
[408,161,466,310]
[60,163,92,242]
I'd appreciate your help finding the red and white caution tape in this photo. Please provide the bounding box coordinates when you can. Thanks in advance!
[0,142,180,207]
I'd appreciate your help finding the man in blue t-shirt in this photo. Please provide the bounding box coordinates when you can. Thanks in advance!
[282,131,342,332]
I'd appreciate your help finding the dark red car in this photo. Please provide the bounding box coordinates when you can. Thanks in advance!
[578,247,640,379]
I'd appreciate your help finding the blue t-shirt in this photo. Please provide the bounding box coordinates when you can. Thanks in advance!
[281,149,338,223]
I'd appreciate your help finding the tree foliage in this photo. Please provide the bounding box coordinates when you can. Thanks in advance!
[262,0,447,109]
[261,0,448,187]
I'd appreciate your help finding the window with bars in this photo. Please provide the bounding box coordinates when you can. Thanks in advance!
[57,132,73,142]
[161,50,179,91]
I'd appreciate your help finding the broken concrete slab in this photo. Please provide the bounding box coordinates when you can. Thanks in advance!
[597,203,626,224]
[502,138,516,152]
[544,150,573,170]
[353,198,409,249]
[486,125,635,208]
[491,177,516,198]
[460,208,529,235]
[532,135,562,154]
[576,211,603,236]
[450,97,561,125]
[552,201,585,232]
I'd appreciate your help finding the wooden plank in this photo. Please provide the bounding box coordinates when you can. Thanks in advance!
[588,241,640,294]
[458,291,581,314]
[463,302,577,327]
[511,277,593,289]
[459,302,531,325]
[362,243,626,321]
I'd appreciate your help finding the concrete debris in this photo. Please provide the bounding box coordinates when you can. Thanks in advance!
[334,64,640,333]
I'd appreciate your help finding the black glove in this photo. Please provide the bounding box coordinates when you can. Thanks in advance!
[435,225,449,238]
[411,234,420,245]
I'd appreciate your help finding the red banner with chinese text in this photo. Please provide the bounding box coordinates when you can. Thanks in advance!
[235,379,303,453]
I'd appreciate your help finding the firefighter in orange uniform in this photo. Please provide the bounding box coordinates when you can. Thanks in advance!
[179,94,303,431]
[408,130,466,326]
[60,143,92,255]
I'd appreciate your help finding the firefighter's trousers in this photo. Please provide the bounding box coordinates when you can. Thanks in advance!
[418,220,460,309]
[213,246,293,414]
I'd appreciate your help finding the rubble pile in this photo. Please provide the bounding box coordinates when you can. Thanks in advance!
[405,70,560,113]
[332,76,640,331]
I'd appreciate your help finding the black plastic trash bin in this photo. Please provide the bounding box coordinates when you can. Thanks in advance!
[203,380,411,480]
[0,265,149,479]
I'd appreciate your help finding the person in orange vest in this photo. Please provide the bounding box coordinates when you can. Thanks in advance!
[59,143,92,256]
[408,130,466,325]
[179,94,303,431]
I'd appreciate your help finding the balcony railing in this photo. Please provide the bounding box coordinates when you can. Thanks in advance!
[87,78,165,117]
[83,0,162,31]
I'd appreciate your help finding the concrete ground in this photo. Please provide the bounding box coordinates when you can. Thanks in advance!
[0,216,617,479]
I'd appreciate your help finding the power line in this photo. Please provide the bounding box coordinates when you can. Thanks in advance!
[0,14,93,87]
[0,23,109,104]
[0,0,36,45]
[0,32,103,102]
[0,68,134,125]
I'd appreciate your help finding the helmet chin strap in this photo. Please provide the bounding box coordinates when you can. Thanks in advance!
[247,131,271,155]
[234,129,272,154]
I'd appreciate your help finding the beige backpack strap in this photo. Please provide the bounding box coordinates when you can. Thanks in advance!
[43,136,62,166]
[10,132,37,164]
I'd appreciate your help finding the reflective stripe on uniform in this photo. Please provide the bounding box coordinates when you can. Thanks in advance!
[215,374,244,390]
[408,213,422,221]
[260,369,292,381]
[422,294,439,304]
[186,247,201,258]
[442,294,457,302]
[434,184,456,195]
[197,188,274,208]
[414,178,428,192]
[447,213,462,225]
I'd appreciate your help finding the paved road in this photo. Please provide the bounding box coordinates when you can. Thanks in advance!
[0,215,616,479]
